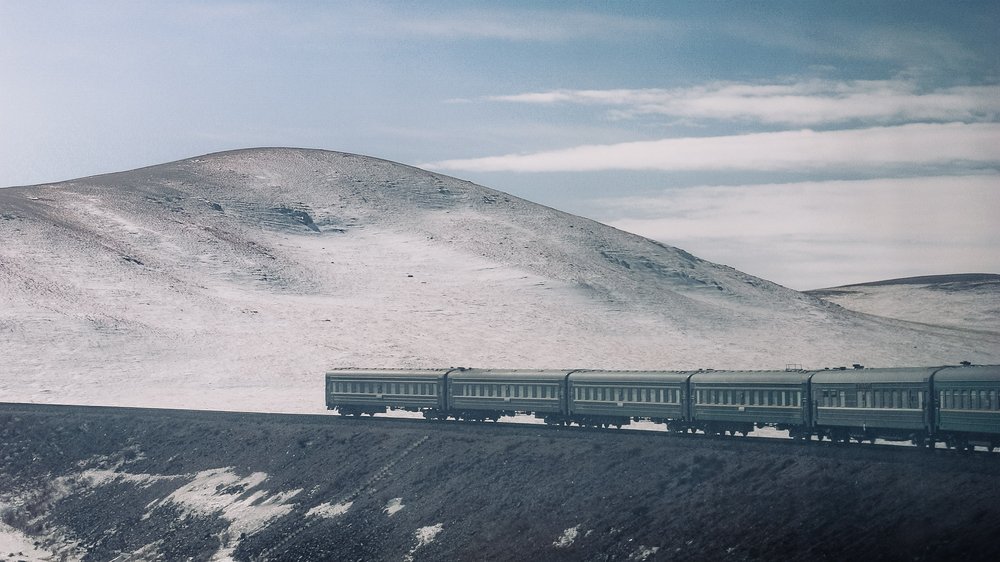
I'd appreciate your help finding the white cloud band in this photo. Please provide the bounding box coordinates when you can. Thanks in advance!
[594,174,1000,290]
[425,122,1000,173]
[485,81,1000,126]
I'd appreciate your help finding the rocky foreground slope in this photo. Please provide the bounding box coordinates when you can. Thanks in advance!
[1,148,997,413]
[3,403,1000,561]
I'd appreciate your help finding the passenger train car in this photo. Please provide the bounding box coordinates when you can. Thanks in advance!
[325,364,1000,450]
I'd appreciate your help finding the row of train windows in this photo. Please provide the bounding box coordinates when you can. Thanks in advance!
[454,384,557,399]
[696,389,800,407]
[573,386,678,404]
[332,381,436,396]
[819,389,922,409]
[941,389,1000,411]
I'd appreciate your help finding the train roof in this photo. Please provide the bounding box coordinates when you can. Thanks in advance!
[569,370,697,383]
[689,370,817,385]
[325,368,454,380]
[810,366,941,385]
[448,369,572,382]
[934,364,1000,383]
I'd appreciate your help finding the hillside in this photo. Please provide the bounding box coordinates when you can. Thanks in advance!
[3,404,1000,562]
[808,274,1000,335]
[1,148,997,413]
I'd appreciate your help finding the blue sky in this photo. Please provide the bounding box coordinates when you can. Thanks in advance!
[1,1,998,289]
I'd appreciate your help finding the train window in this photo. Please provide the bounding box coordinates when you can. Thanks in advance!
[377,384,383,394]
[991,390,997,410]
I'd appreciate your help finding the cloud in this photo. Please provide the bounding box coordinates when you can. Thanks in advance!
[424,122,1000,173]
[591,174,1000,290]
[485,81,1000,126]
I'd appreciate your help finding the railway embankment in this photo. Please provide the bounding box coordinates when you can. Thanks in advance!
[2,402,999,561]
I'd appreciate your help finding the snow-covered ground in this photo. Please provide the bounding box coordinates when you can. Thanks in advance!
[1,148,997,416]
[808,274,1000,335]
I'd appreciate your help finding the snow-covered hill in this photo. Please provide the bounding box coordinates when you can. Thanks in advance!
[2,148,996,413]
[808,274,1000,335]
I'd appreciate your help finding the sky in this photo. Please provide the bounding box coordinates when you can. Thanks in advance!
[1,1,998,290]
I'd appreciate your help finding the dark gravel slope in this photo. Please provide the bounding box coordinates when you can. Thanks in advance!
[2,403,999,561]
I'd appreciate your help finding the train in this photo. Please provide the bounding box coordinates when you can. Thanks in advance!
[325,364,1000,450]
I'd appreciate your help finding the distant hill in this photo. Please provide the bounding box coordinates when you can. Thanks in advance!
[2,148,996,413]
[807,274,1000,335]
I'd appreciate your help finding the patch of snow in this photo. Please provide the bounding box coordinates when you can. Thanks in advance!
[306,500,352,519]
[630,545,660,560]
[146,468,300,537]
[384,497,404,516]
[404,523,443,561]
[553,525,581,548]
[0,519,68,562]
